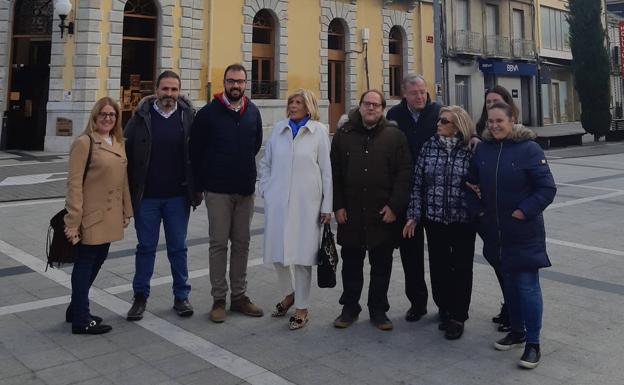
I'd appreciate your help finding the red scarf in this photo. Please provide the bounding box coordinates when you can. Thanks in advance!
[213,92,248,115]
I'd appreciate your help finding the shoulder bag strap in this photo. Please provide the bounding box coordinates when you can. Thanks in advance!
[82,134,93,185]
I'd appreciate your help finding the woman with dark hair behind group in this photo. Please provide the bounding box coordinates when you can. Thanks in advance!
[475,85,520,137]
[468,101,556,369]
[403,105,476,340]
[474,85,520,332]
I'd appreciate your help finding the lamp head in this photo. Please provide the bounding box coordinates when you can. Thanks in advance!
[54,0,72,16]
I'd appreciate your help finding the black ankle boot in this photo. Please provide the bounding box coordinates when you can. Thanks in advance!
[519,343,541,369]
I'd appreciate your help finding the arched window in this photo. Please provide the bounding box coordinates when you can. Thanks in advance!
[389,26,403,98]
[252,9,276,98]
[120,0,158,124]
[328,19,346,132]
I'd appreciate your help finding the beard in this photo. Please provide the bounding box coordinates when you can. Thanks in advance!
[225,87,243,102]
[158,95,176,108]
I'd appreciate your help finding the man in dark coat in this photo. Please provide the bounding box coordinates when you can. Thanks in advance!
[331,90,413,331]
[386,74,441,322]
[124,70,199,321]
[189,63,264,323]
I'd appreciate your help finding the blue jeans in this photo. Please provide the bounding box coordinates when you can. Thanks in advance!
[503,270,543,344]
[70,243,110,328]
[132,196,191,300]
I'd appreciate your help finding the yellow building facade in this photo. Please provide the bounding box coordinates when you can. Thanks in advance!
[0,0,436,152]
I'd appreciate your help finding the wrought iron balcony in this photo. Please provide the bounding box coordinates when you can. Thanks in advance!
[251,80,278,99]
[511,39,535,59]
[485,35,510,58]
[453,30,482,55]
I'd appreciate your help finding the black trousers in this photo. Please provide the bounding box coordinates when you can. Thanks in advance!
[339,243,394,315]
[424,221,476,322]
[399,223,428,311]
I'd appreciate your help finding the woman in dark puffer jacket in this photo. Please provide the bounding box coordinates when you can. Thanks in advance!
[403,105,476,340]
[467,101,556,369]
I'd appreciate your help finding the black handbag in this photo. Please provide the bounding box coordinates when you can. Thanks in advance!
[317,223,339,288]
[46,136,93,270]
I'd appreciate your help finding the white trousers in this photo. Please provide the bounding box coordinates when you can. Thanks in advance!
[273,263,312,310]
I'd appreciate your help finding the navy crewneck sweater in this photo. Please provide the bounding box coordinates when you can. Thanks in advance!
[143,107,186,199]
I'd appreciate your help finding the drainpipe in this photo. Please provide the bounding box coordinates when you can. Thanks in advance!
[434,0,444,103]
[533,0,543,126]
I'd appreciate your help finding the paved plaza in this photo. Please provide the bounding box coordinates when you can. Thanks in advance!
[1,140,624,385]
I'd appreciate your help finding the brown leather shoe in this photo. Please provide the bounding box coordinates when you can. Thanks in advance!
[209,299,226,323]
[230,295,264,317]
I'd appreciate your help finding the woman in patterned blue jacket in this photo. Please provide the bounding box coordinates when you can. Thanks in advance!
[467,101,556,369]
[402,105,476,340]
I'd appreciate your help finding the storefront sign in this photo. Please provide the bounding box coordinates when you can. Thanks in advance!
[619,21,624,76]
[478,59,536,77]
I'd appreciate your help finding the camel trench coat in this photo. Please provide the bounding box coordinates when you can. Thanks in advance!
[64,134,133,245]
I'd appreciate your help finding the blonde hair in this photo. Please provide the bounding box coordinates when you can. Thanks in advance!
[439,105,475,146]
[82,97,123,143]
[286,89,320,121]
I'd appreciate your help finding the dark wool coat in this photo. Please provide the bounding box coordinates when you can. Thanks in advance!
[386,96,442,162]
[407,135,473,224]
[330,109,413,249]
[468,126,557,272]
[189,97,263,195]
[124,95,197,211]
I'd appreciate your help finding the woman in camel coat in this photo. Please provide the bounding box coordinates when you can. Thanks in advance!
[64,96,132,335]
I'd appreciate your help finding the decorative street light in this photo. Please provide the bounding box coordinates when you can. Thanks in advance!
[54,0,74,38]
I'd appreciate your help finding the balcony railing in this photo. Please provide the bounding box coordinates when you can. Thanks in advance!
[251,80,278,99]
[512,39,535,59]
[453,30,482,54]
[485,35,510,57]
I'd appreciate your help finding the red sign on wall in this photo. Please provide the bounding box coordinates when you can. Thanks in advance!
[426,36,434,44]
[619,22,624,76]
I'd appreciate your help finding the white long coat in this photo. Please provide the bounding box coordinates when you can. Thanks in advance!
[258,119,333,266]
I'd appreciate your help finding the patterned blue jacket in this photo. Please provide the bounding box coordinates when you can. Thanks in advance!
[406,135,472,224]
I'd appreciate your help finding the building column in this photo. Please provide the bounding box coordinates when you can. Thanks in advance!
[46,1,103,152]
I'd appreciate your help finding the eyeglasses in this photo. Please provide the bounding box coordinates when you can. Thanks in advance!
[98,112,117,119]
[361,101,382,109]
[438,117,452,125]
[225,79,247,86]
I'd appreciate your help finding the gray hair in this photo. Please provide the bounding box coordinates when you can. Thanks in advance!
[401,74,427,89]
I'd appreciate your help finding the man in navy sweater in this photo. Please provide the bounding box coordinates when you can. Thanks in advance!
[386,74,441,322]
[190,63,264,323]
[124,71,199,321]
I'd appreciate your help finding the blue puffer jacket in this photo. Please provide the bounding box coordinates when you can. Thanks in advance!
[468,126,556,272]
[407,135,473,225]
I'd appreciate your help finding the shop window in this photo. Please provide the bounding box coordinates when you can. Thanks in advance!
[389,26,403,98]
[252,10,276,98]
[120,0,158,125]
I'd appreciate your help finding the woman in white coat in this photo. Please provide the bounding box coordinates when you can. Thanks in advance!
[259,89,333,330]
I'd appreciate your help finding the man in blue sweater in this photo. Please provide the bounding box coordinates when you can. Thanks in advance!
[125,71,199,321]
[190,64,264,323]
[386,74,441,322]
